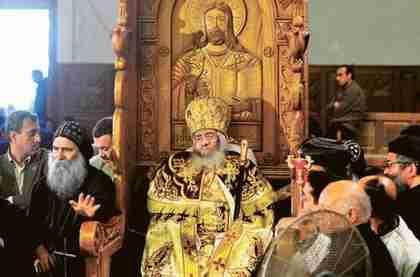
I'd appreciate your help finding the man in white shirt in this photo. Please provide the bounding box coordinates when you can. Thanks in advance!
[0,111,48,211]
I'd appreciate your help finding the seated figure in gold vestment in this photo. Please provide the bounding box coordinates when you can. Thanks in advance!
[141,97,275,276]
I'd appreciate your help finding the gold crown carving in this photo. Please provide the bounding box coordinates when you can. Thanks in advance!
[185,97,231,136]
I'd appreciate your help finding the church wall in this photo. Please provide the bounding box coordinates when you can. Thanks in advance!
[48,63,115,132]
[54,0,420,65]
[50,0,420,135]
[49,0,117,131]
[57,0,117,63]
[309,0,420,65]
[307,0,420,161]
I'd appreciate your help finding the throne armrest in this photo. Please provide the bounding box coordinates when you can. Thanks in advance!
[79,214,124,277]
[80,214,124,257]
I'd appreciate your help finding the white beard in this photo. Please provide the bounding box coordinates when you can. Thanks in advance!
[47,152,88,199]
[191,148,225,171]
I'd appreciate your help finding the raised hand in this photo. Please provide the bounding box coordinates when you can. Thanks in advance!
[69,193,101,218]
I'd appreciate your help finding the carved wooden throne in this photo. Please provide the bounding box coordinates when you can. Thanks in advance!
[77,2,132,276]
[77,85,128,274]
[79,0,310,275]
[80,214,124,277]
[135,0,310,180]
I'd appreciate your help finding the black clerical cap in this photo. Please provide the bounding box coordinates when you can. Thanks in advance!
[400,125,420,138]
[299,137,366,180]
[388,135,420,162]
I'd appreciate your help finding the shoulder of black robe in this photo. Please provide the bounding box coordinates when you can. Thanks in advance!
[80,164,118,221]
[28,175,55,246]
[29,166,118,250]
[357,223,398,277]
[0,198,41,277]
[396,186,420,240]
[0,199,40,277]
[0,196,42,248]
[0,198,43,250]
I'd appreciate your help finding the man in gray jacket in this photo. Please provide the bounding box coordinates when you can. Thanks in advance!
[0,111,48,211]
[327,65,366,140]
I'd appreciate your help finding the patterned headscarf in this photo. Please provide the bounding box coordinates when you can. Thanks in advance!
[54,120,94,159]
[54,121,83,149]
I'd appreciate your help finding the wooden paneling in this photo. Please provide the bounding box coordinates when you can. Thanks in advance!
[49,63,115,133]
[309,65,420,134]
[309,65,420,166]
[359,113,420,166]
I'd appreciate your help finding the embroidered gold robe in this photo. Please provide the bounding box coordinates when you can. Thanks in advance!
[141,150,275,277]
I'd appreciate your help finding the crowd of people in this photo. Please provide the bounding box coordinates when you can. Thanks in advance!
[0,111,117,276]
[298,124,420,277]
[1,67,420,277]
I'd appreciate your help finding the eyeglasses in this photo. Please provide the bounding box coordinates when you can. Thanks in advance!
[383,159,412,168]
[193,132,218,142]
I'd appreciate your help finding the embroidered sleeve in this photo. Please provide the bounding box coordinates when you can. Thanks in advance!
[148,163,181,202]
[240,163,276,225]
[147,155,202,216]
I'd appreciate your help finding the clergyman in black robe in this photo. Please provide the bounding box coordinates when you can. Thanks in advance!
[29,120,117,276]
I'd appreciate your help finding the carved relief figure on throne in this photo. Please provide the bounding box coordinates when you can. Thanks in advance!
[279,15,309,113]
[172,2,262,121]
[278,14,310,154]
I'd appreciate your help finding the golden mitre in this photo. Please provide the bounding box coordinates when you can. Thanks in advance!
[185,96,231,136]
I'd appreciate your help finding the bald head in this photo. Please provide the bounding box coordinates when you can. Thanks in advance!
[319,180,372,225]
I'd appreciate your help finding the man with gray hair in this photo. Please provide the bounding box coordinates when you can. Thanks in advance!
[0,110,47,211]
[29,120,117,276]
[319,180,398,277]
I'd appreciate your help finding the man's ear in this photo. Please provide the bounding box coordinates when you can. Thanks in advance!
[412,163,418,175]
[9,131,18,143]
[407,163,418,177]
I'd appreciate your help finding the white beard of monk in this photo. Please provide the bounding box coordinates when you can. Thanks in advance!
[47,151,88,199]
